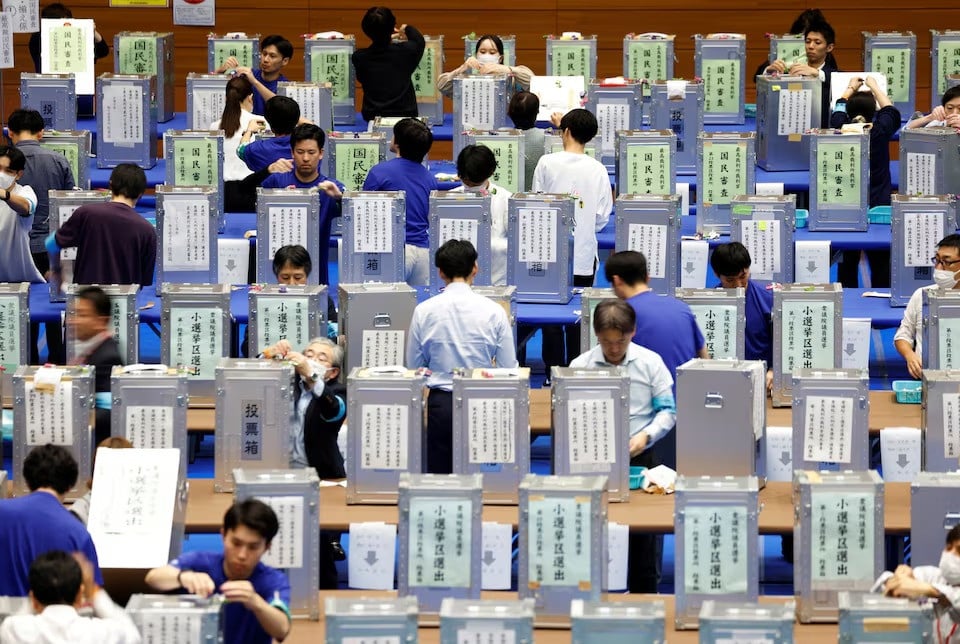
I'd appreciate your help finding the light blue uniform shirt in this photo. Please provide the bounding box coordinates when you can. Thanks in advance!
[291,377,325,468]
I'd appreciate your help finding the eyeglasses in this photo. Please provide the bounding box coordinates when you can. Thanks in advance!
[932,256,960,268]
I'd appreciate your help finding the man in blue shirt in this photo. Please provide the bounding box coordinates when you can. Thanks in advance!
[215,35,292,116]
[238,95,301,174]
[145,499,291,644]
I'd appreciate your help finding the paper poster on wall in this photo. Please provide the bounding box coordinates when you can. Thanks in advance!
[173,0,214,26]
[3,0,39,34]
[110,0,168,6]
[40,18,94,94]
[0,13,14,68]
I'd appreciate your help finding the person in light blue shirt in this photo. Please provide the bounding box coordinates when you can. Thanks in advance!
[407,239,518,473]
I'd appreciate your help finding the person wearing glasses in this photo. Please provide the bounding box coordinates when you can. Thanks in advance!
[895,234,960,379]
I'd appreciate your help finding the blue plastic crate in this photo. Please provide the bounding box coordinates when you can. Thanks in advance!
[868,206,891,225]
[893,380,922,404]
[796,208,808,228]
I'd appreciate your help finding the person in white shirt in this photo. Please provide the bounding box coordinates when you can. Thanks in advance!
[448,144,508,285]
[906,86,960,130]
[0,550,140,644]
[210,75,264,212]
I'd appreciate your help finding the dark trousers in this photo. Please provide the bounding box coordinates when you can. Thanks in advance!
[837,249,890,288]
[628,448,663,593]
[29,251,65,365]
[319,530,341,588]
[519,273,595,375]
[426,389,454,474]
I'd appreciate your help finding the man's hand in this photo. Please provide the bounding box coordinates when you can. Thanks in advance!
[393,24,408,41]
[267,159,293,174]
[550,112,564,127]
[765,369,774,393]
[220,580,261,609]
[222,56,240,70]
[787,63,817,78]
[265,339,293,359]
[764,60,786,74]
[462,56,481,72]
[885,575,934,599]
[894,564,914,579]
[245,117,267,134]
[179,570,216,597]
[905,350,923,379]
[318,180,343,199]
[73,552,98,603]
[628,432,649,457]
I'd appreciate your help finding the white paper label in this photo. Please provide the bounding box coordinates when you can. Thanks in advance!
[841,317,871,371]
[794,240,832,284]
[3,0,39,33]
[517,208,557,264]
[740,219,781,280]
[125,406,174,449]
[218,238,250,285]
[680,239,709,288]
[943,393,960,460]
[163,199,210,271]
[939,319,960,369]
[467,398,515,463]
[481,522,512,590]
[408,498,472,587]
[347,522,397,590]
[879,427,922,482]
[101,84,144,144]
[0,295,22,373]
[439,218,480,250]
[903,211,944,267]
[283,86,322,125]
[777,89,813,135]
[811,491,875,581]
[765,426,793,482]
[460,78,496,130]
[627,223,666,279]
[906,152,937,196]
[353,198,394,253]
[191,88,225,131]
[597,101,630,154]
[683,505,749,594]
[58,205,79,260]
[360,404,408,470]
[24,380,73,445]
[360,329,404,368]
[606,521,629,591]
[457,630,515,644]
[803,395,854,464]
[140,614,201,643]
[567,398,616,467]
[260,496,304,569]
[0,13,14,69]
[780,301,836,373]
[527,497,592,587]
[267,206,308,258]
[690,304,738,360]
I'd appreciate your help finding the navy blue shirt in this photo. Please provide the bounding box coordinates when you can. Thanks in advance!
[744,280,774,367]
[240,135,291,173]
[830,104,901,207]
[362,158,439,248]
[626,290,705,385]
[252,69,287,116]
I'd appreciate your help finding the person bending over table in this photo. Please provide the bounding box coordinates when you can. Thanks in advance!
[906,86,960,131]
[214,35,293,117]
[437,33,533,95]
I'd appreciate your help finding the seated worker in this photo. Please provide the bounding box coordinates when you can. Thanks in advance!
[755,9,838,80]
[362,118,440,285]
[145,499,291,644]
[507,91,547,192]
[895,234,960,379]
[237,95,301,174]
[765,19,839,127]
[215,35,293,116]
[0,551,140,644]
[906,86,960,130]
[352,6,424,121]
[437,34,533,95]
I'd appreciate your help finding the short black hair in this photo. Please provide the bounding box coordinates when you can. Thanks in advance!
[593,299,636,335]
[938,234,960,255]
[290,123,326,151]
[0,144,27,172]
[710,241,753,277]
[108,163,146,200]
[361,6,396,44]
[272,244,312,277]
[394,117,433,162]
[29,551,82,606]
[941,86,960,107]
[224,498,279,544]
[559,109,598,145]
[8,108,45,134]
[845,91,876,123]
[40,2,72,19]
[456,144,496,184]
[435,239,478,280]
[23,444,78,494]
[789,8,827,35]
[947,524,960,546]
[474,34,504,58]
[508,91,539,130]
[604,250,649,286]
[77,286,111,319]
[263,96,301,136]
[804,20,835,46]
[260,34,293,60]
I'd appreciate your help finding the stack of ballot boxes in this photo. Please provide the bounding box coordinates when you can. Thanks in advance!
[792,369,871,472]
[13,365,93,500]
[324,597,418,641]
[891,195,956,306]
[277,82,334,135]
[345,368,426,504]
[207,33,260,73]
[921,372,960,472]
[48,190,111,302]
[186,73,230,130]
[247,285,327,358]
[579,287,616,353]
[622,32,675,99]
[676,288,746,360]
[452,368,530,504]
[932,30,960,105]
[614,130,676,197]
[233,469,320,619]
[164,131,225,232]
[570,599,666,642]
[697,132,756,236]
[793,470,884,622]
[694,34,747,125]
[452,75,511,156]
[614,194,681,292]
[96,73,157,168]
[650,79,704,174]
[65,284,139,365]
[338,283,416,373]
[440,599,535,643]
[507,193,575,303]
[160,284,232,401]
[698,601,795,642]
[863,31,917,118]
[922,288,960,370]
[910,472,960,566]
[398,473,483,614]
[0,283,30,404]
[808,129,870,231]
[114,32,175,122]
[899,127,960,197]
[20,73,77,130]
[729,195,797,284]
[156,186,219,288]
[40,130,91,189]
[585,80,644,171]
[127,595,223,641]
[303,34,356,125]
[838,592,932,642]
[674,475,760,630]
[255,188,322,284]
[428,190,493,291]
[341,191,406,284]
[546,35,598,89]
[413,36,443,124]
[755,74,821,171]
[463,130,525,192]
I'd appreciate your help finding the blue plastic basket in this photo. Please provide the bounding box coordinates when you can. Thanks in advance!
[868,206,891,225]
[796,209,808,228]
[893,380,922,404]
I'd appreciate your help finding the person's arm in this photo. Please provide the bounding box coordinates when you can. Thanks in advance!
[865,76,892,110]
[437,56,481,94]
[906,106,946,129]
[507,65,534,91]
[76,551,140,644]
[402,24,425,61]
[494,311,519,368]
[62,158,76,190]
[236,66,276,106]
[92,28,109,61]
[763,59,787,75]
[141,229,157,287]
[894,291,923,379]
[4,185,35,217]
[697,345,710,359]
[144,564,216,596]
[595,171,613,231]
[405,312,426,369]
[236,116,267,166]
[219,580,291,641]
[631,361,676,456]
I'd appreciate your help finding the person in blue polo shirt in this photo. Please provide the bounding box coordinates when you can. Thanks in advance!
[215,34,293,116]
[237,95,301,174]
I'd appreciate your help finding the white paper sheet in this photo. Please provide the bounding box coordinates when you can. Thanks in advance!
[360,404,408,470]
[802,395,853,464]
[905,153,937,196]
[481,522,512,590]
[903,211,944,267]
[830,72,888,111]
[740,219,781,280]
[218,238,250,284]
[627,224,666,278]
[606,522,629,591]
[125,406,174,449]
[467,398,515,463]
[0,13,14,69]
[348,522,397,590]
[765,426,793,482]
[260,496,304,569]
[438,218,480,250]
[267,206,308,258]
[679,240,709,288]
[101,84,144,144]
[880,427,921,482]
[360,329,404,368]
[353,198,394,253]
[40,18,94,93]
[777,89,812,135]
[517,208,558,264]
[841,318,871,371]
[794,240,832,284]
[530,75,586,121]
[163,199,210,271]
[24,380,73,445]
[3,0,39,33]
[567,398,616,467]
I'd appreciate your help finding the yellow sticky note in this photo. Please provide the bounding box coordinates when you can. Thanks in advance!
[771,85,781,91]
[758,221,767,231]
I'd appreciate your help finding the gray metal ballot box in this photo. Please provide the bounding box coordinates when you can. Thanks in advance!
[899,127,960,197]
[623,32,675,88]
[233,468,320,620]
[755,74,821,171]
[544,131,598,159]
[127,594,223,643]
[65,284,139,365]
[247,285,327,358]
[452,368,530,505]
[463,129,525,193]
[546,35,598,90]
[923,371,960,472]
[164,130,225,233]
[0,283,29,406]
[676,288,746,360]
[614,194,681,292]
[809,129,870,231]
[768,33,807,68]
[615,130,676,197]
[345,368,426,504]
[772,284,844,407]
[13,365,93,500]
[863,31,917,119]
[338,283,417,374]
[324,597,418,642]
[48,190,111,302]
[428,190,493,292]
[793,470,884,623]
[160,284,232,401]
[465,34,517,67]
[696,132,756,236]
[341,191,406,284]
[518,474,607,626]
[39,130,91,190]
[0,597,28,624]
[114,32,175,122]
[255,187,322,285]
[650,79,704,174]
[579,287,616,354]
[96,74,157,169]
[838,592,933,643]
[791,369,871,471]
[698,600,795,643]
[729,194,797,284]
[453,75,511,156]
[413,35,443,124]
[923,288,960,370]
[20,73,77,131]
[674,475,760,630]
[440,599,535,644]
[586,80,644,171]
[949,73,960,91]
[304,35,356,125]
[207,32,260,73]
[327,132,387,235]
[910,471,960,566]
[891,194,956,307]
[473,286,517,334]
[277,82,334,135]
[570,599,666,643]
[156,186,219,289]
[507,193,575,304]
[185,73,229,131]
[398,473,484,614]
[932,30,960,106]
[694,33,746,125]
[675,359,766,479]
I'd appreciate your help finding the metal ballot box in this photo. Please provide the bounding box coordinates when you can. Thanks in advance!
[453,75,511,156]
[623,33,675,87]
[675,360,766,479]
[698,600,795,642]
[96,74,157,169]
[465,34,517,67]
[0,283,30,406]
[838,592,932,643]
[910,472,960,566]
[20,73,77,131]
[324,597,418,642]
[39,130,91,190]
[570,599,666,643]
[755,74,821,171]
[338,283,417,373]
[891,195,956,307]
[507,193,575,304]
[675,476,760,630]
[676,288,746,360]
[898,127,960,197]
[551,367,630,502]
[341,191,406,284]
[949,73,960,91]
[696,132,756,236]
[247,285,327,358]
[304,35,356,125]
[0,597,29,624]
[372,116,430,167]
[233,469,320,620]
[255,188,323,285]
[164,131,225,232]
[791,369,870,471]
[546,35,598,90]
[518,474,608,626]
[615,130,676,197]
[452,368,530,504]
[614,194,681,292]
[48,190,111,302]
[12,365,93,500]
[156,186,219,289]
[160,284,232,401]
[768,33,807,68]
[586,80,644,171]
[793,470,884,623]
[808,129,870,231]
[579,287,616,353]
[213,359,294,492]
[428,190,493,292]
[694,34,746,125]
[463,129,525,193]
[544,131,598,159]
[207,32,260,72]
[327,131,387,195]
[398,473,484,613]
[412,35,443,124]
[863,31,917,119]
[772,284,843,407]
[923,288,960,370]
[922,371,960,472]
[650,79,704,174]
[185,73,230,130]
[932,30,960,106]
[127,594,223,643]
[114,32,175,122]
[65,284,139,365]
[440,599,535,644]
[729,194,797,284]
[346,368,426,504]
[473,286,517,333]
[277,82,334,135]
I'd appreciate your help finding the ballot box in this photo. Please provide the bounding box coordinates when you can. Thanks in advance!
[650,79,704,174]
[39,129,91,190]
[694,34,747,125]
[428,190,493,292]
[127,594,223,643]
[207,32,260,73]
[255,187,323,285]
[96,74,156,169]
[544,131,598,159]
[0,283,29,405]
[932,30,960,106]
[921,371,960,472]
[341,191,406,284]
[615,130,676,197]
[545,35,598,90]
[186,73,230,131]
[463,129,525,192]
[277,81,334,134]
[160,284,232,401]
[698,600,795,643]
[464,35,516,66]
[413,35,443,123]
[808,129,870,231]
[729,195,797,284]
[0,597,29,623]
[440,598,535,644]
[452,75,511,156]
[696,132,756,236]
[891,195,956,307]
[507,193,575,304]
[586,80,644,171]
[768,33,807,69]
[579,287,617,354]
[20,73,77,131]
[303,34,356,125]
[65,284,139,365]
[570,598,666,643]
[164,130,225,232]
[793,470,884,623]
[338,283,417,374]
[910,471,960,566]
[899,127,960,197]
[156,186,219,288]
[791,369,870,471]
[327,131,387,195]
[114,32,175,122]
[47,190,111,302]
[864,31,917,119]
[324,597,418,642]
[755,74,821,171]
[613,193,681,293]
[247,285,327,358]
[623,32,675,89]
[675,288,745,360]
[472,285,517,333]
[922,288,960,370]
[838,592,932,642]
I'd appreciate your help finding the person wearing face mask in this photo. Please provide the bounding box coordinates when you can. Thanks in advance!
[895,234,960,380]
[436,34,533,95]
[0,144,43,285]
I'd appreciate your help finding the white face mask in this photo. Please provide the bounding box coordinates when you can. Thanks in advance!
[476,53,500,65]
[940,550,960,585]
[934,268,959,289]
[0,172,15,190]
[463,182,487,194]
